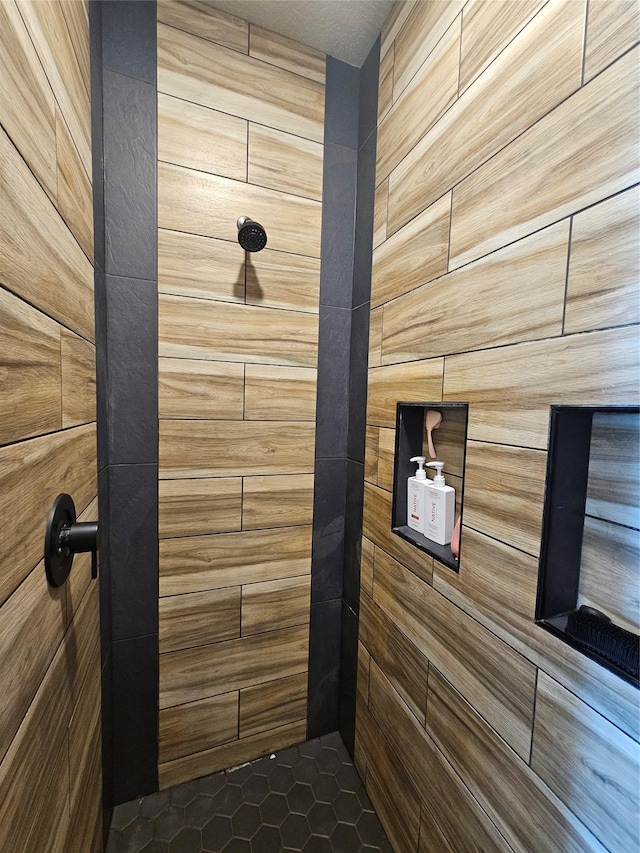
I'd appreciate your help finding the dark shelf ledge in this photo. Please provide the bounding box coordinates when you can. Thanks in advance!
[393,525,459,571]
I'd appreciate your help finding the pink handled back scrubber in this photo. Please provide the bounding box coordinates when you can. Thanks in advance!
[425,410,442,458]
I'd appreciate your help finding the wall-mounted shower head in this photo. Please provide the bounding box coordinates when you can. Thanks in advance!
[237,216,267,252]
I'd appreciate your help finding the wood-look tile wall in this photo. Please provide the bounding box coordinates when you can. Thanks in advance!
[0,1,101,849]
[358,1,640,851]
[157,0,323,789]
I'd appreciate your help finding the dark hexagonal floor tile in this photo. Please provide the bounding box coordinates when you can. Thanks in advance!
[275,744,300,767]
[292,757,319,784]
[357,810,390,848]
[250,755,277,777]
[111,798,142,831]
[298,738,322,759]
[119,818,154,851]
[260,791,289,827]
[139,841,170,853]
[286,783,315,816]
[281,812,312,848]
[169,826,201,853]
[316,748,342,775]
[331,821,361,851]
[170,780,202,808]
[334,764,361,793]
[199,772,227,798]
[268,764,295,794]
[311,773,339,804]
[222,838,251,853]
[355,784,374,812]
[232,803,262,840]
[154,807,186,843]
[241,773,269,805]
[319,732,342,750]
[250,824,283,853]
[140,790,171,820]
[302,835,333,853]
[212,784,244,818]
[333,790,362,825]
[226,764,252,786]
[307,801,338,837]
[185,794,216,829]
[202,814,233,852]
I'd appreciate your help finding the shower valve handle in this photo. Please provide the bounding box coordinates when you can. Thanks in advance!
[44,493,100,587]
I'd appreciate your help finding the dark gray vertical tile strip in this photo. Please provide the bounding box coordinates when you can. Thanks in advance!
[314,305,352,458]
[317,143,357,310]
[339,601,359,754]
[311,457,348,603]
[307,599,343,739]
[94,0,159,805]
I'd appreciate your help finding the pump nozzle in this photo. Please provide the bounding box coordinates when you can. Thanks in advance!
[410,456,427,479]
[426,461,446,486]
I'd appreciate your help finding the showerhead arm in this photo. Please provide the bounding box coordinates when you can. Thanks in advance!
[237,216,267,252]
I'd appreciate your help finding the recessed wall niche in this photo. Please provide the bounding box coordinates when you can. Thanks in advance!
[536,406,639,686]
[392,402,468,571]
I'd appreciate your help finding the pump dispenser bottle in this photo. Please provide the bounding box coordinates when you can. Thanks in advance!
[407,456,428,534]
[424,462,455,545]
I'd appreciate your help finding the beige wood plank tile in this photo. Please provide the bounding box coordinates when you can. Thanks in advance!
[367,359,444,428]
[368,307,383,368]
[382,220,568,364]
[374,548,536,759]
[19,0,91,177]
[586,411,640,529]
[360,536,375,598]
[249,124,323,201]
[377,428,395,493]
[249,25,325,83]
[160,624,309,708]
[0,424,96,606]
[159,478,242,539]
[158,229,245,304]
[531,671,639,853]
[443,326,640,449]
[160,587,241,654]
[365,426,379,485]
[160,525,312,597]
[159,161,322,257]
[242,474,314,530]
[360,590,428,724]
[423,406,467,478]
[66,715,101,853]
[426,667,608,853]
[371,193,450,309]
[159,719,306,790]
[246,248,321,313]
[160,420,315,478]
[60,0,90,96]
[449,44,639,269]
[0,126,94,341]
[565,187,640,334]
[68,641,100,801]
[56,108,92,260]
[0,287,61,445]
[159,692,239,764]
[356,642,370,703]
[377,19,459,183]
[460,0,547,93]
[393,0,465,100]
[159,294,318,367]
[159,358,244,420]
[0,1,56,200]
[158,92,247,181]
[363,483,433,585]
[241,575,310,636]
[372,180,388,250]
[389,0,585,237]
[377,47,393,123]
[240,672,307,738]
[380,0,418,60]
[158,23,324,142]
[157,0,248,53]
[61,329,95,428]
[244,365,316,421]
[463,440,547,556]
[584,0,640,82]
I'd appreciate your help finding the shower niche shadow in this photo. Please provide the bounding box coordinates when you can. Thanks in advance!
[536,406,639,686]
[391,402,468,572]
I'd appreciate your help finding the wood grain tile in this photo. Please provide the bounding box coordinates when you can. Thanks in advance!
[160,420,315,478]
[158,229,245,304]
[242,575,310,636]
[159,294,319,367]
[586,411,640,529]
[364,426,379,485]
[360,537,374,597]
[159,358,244,420]
[459,0,547,93]
[380,0,418,60]
[249,123,323,201]
[372,180,388,249]
[249,25,325,83]
[0,286,61,445]
[565,186,640,334]
[158,22,324,141]
[363,482,434,585]
[0,0,56,200]
[377,429,395,493]
[377,20,459,182]
[463,440,547,556]
[160,525,312,596]
[443,326,640,449]
[60,0,90,96]
[368,307,383,368]
[367,359,444,428]
[159,587,241,653]
[360,590,428,724]
[68,638,100,799]
[66,714,101,853]
[374,548,537,759]
[56,108,93,260]
[388,0,585,237]
[382,220,569,364]
[159,692,239,764]
[239,672,307,738]
[584,0,640,82]
[246,249,321,313]
[0,424,96,606]
[61,329,95,428]
[356,642,370,703]
[242,474,314,530]
[157,0,248,53]
[244,365,316,421]
[377,46,393,123]
[159,161,322,257]
[426,667,607,853]
[158,92,247,181]
[449,44,639,269]
[371,193,450,309]
[159,478,242,539]
[160,624,309,708]
[0,125,94,341]
[159,719,306,790]
[531,671,640,853]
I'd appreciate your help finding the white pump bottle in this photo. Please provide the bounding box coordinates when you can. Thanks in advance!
[407,456,428,534]
[423,462,455,545]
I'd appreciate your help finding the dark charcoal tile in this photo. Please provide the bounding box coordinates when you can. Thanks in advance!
[331,821,361,851]
[169,826,201,853]
[359,37,380,149]
[185,795,216,829]
[357,810,391,848]
[311,457,347,603]
[267,765,295,795]
[298,738,322,759]
[153,807,186,843]
[198,773,226,798]
[319,144,357,309]
[171,780,201,808]
[202,814,233,852]
[260,792,288,827]
[338,601,359,757]
[302,836,332,853]
[286,783,315,817]
[140,841,170,853]
[315,308,351,458]
[95,266,108,471]
[333,790,362,824]
[119,816,154,851]
[353,131,377,310]
[232,803,261,840]
[316,747,342,775]
[102,0,157,84]
[311,774,339,805]
[212,784,244,817]
[140,790,171,820]
[111,799,142,831]
[281,812,312,848]
[226,764,252,786]
[347,303,371,460]
[325,56,360,150]
[307,599,341,739]
[249,824,282,853]
[308,801,338,837]
[241,774,269,806]
[223,839,250,853]
[101,649,114,808]
[343,460,365,612]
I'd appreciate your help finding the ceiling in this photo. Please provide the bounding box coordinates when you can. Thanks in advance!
[204,0,396,66]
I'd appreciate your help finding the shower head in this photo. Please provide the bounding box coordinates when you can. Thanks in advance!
[237,216,267,252]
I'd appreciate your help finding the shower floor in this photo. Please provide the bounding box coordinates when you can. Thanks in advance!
[105,731,392,853]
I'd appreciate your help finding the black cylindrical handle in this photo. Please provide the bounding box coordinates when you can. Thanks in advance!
[45,494,100,587]
[65,521,100,555]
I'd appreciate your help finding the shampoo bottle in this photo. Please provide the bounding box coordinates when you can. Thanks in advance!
[407,456,428,534]
[424,462,455,545]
